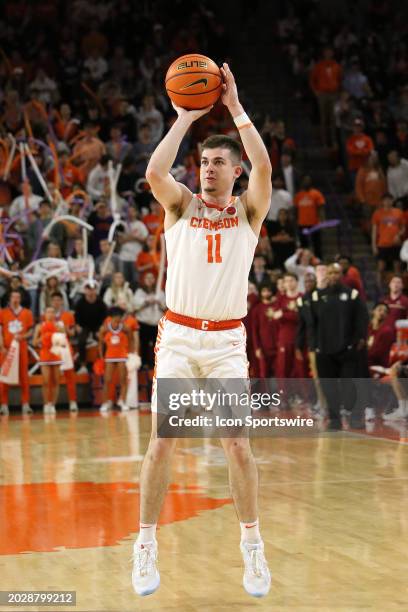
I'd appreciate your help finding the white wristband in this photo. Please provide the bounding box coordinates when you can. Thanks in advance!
[233,112,252,129]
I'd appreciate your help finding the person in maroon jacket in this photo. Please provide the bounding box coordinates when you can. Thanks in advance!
[273,273,306,378]
[242,282,260,377]
[367,303,395,371]
[382,275,408,328]
[252,284,278,377]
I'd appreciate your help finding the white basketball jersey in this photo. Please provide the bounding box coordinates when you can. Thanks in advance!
[165,194,258,320]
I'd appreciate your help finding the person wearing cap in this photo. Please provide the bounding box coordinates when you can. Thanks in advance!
[346,119,374,182]
[309,263,369,430]
[74,281,107,373]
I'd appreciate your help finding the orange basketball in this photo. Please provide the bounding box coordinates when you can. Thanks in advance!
[165,54,222,109]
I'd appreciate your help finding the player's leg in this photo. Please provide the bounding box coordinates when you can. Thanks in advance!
[200,326,271,597]
[41,365,52,413]
[0,379,9,415]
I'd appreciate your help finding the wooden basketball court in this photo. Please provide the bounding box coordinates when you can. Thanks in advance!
[1,409,408,611]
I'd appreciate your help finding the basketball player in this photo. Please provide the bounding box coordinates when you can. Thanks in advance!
[132,63,272,597]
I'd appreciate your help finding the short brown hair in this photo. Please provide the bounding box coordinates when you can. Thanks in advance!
[201,135,242,164]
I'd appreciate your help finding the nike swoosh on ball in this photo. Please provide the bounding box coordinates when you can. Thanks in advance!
[180,78,208,90]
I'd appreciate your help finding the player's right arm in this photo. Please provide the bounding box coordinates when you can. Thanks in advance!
[146,104,212,219]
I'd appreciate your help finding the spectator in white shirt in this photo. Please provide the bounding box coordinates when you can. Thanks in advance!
[86,154,110,201]
[133,271,166,367]
[29,69,59,104]
[267,174,293,222]
[103,272,134,311]
[9,183,43,218]
[387,150,408,201]
[280,151,300,199]
[118,206,149,287]
[67,238,95,302]
[284,248,316,292]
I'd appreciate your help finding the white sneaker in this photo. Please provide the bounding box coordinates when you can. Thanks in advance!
[22,403,33,414]
[132,540,160,596]
[43,403,51,414]
[69,401,78,412]
[117,399,129,411]
[100,400,112,413]
[365,407,376,421]
[48,404,56,414]
[77,366,88,375]
[0,403,9,415]
[382,406,408,421]
[240,541,271,598]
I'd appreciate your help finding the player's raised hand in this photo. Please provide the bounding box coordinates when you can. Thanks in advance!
[220,63,239,109]
[171,101,213,122]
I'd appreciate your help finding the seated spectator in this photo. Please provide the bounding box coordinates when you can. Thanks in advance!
[86,154,110,202]
[67,238,95,302]
[74,280,107,373]
[269,208,296,269]
[367,303,395,370]
[284,248,316,293]
[382,275,408,328]
[29,68,59,104]
[371,193,404,282]
[266,174,293,224]
[294,175,325,258]
[133,124,155,177]
[386,150,408,203]
[355,151,387,218]
[103,271,134,311]
[106,125,133,164]
[39,274,69,314]
[346,118,374,182]
[118,206,149,287]
[133,271,166,367]
[136,94,164,145]
[88,200,114,256]
[249,255,270,289]
[309,46,342,148]
[95,239,121,289]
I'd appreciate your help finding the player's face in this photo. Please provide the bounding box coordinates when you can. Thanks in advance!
[200,148,242,195]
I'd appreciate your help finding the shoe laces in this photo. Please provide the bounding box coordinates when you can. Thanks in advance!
[248,547,267,578]
[133,544,157,577]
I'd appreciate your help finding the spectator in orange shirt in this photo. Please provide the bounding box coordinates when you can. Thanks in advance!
[294,175,325,258]
[355,151,387,234]
[372,193,405,282]
[72,121,106,177]
[346,118,374,182]
[135,235,159,277]
[142,199,163,235]
[309,47,342,148]
[337,254,366,300]
[48,145,84,198]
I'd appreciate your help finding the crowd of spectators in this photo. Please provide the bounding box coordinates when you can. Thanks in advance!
[278,0,408,289]
[1,0,408,422]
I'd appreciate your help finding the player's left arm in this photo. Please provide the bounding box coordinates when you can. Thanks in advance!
[221,63,272,235]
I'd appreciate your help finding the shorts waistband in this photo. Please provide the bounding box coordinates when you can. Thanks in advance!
[165,310,241,331]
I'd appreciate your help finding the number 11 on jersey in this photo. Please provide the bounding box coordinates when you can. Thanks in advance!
[206,234,222,263]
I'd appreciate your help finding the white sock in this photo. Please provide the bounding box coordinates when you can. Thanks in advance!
[137,523,157,544]
[240,519,261,544]
[398,399,405,411]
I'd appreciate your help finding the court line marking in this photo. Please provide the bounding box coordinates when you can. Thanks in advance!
[207,476,408,487]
